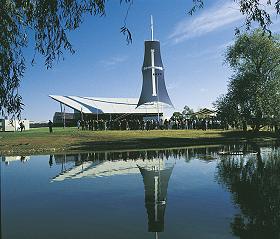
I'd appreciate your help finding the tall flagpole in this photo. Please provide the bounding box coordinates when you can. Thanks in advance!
[60,103,63,125]
[81,107,83,121]
[157,74,160,123]
[151,15,160,124]
[63,104,66,128]
[151,15,154,41]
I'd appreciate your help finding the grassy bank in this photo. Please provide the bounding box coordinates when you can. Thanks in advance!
[0,127,279,155]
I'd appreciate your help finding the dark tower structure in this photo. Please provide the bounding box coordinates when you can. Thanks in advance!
[138,160,174,238]
[137,16,173,109]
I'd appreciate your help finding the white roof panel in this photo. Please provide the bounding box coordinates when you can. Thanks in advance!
[51,159,168,182]
[49,95,162,114]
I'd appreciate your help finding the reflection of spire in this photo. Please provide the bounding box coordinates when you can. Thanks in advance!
[138,160,174,235]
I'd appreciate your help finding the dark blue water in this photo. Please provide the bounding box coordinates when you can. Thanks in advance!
[1,145,280,239]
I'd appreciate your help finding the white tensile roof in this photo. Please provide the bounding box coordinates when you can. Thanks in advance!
[51,159,170,182]
[49,95,163,114]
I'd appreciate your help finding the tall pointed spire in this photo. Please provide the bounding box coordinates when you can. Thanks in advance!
[137,17,173,108]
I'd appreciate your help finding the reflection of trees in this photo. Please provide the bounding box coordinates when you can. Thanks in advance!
[53,146,220,165]
[216,149,280,239]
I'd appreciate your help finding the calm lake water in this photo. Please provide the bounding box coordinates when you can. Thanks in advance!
[1,144,280,239]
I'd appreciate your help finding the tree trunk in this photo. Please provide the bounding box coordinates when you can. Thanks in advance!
[242,121,247,132]
[254,124,261,132]
[275,125,280,135]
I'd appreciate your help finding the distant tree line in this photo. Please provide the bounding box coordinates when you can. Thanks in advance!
[170,106,224,130]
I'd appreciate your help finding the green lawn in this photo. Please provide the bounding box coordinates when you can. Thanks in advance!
[0,127,278,155]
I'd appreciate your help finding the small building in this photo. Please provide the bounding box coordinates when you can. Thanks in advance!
[0,119,30,132]
[193,108,217,119]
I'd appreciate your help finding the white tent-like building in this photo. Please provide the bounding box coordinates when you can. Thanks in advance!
[50,95,163,124]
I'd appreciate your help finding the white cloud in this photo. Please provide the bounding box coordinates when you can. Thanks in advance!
[166,81,180,91]
[182,39,234,61]
[200,88,208,93]
[169,1,243,44]
[100,55,128,67]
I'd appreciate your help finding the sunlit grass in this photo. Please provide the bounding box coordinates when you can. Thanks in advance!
[0,127,277,155]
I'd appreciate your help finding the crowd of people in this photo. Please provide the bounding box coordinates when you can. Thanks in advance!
[76,118,223,131]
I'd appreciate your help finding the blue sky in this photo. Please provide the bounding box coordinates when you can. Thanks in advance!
[20,0,280,121]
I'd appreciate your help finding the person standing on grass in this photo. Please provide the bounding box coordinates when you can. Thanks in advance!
[48,120,53,133]
[77,120,81,130]
[19,121,25,132]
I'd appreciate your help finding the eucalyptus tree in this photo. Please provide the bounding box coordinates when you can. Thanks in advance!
[171,112,183,121]
[182,105,194,119]
[0,0,133,118]
[214,94,241,129]
[215,30,280,131]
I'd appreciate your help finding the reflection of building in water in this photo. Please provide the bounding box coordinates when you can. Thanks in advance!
[138,160,174,238]
[51,152,174,238]
[50,146,220,182]
[1,156,30,164]
[51,152,172,182]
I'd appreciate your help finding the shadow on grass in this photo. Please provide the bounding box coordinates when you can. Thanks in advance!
[69,131,280,152]
[206,130,278,137]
